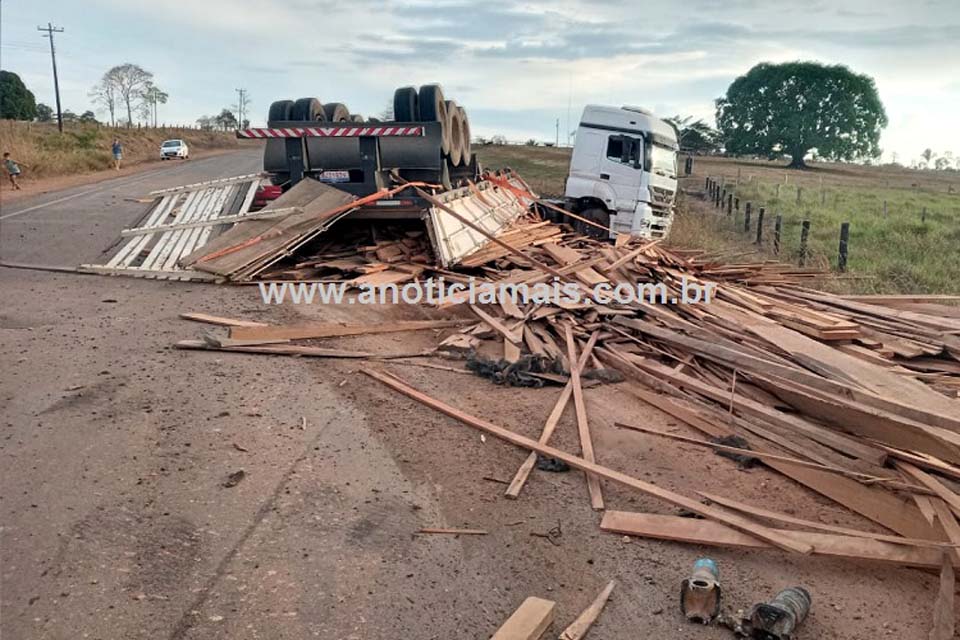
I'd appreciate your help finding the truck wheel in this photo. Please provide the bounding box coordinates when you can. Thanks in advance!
[323,102,350,122]
[418,85,449,154]
[577,207,610,239]
[292,98,325,121]
[445,101,463,166]
[393,87,418,122]
[458,106,471,162]
[268,100,295,124]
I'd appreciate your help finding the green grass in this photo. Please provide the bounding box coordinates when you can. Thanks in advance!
[474,143,571,197]
[679,163,960,294]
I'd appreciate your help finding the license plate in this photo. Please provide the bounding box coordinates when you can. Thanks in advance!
[318,170,350,183]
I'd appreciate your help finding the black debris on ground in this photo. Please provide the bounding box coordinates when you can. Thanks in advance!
[465,354,566,387]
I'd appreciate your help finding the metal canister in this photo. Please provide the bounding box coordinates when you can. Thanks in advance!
[743,586,812,640]
[680,558,722,623]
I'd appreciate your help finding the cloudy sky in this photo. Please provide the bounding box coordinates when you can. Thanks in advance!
[2,0,958,164]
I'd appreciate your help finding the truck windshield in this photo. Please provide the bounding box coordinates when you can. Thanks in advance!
[650,144,676,179]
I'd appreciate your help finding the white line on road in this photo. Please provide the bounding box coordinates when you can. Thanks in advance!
[0,186,105,221]
[0,151,256,221]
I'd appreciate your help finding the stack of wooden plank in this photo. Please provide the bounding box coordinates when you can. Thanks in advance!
[178,200,960,635]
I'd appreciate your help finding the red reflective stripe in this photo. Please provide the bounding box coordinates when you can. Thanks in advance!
[242,126,423,137]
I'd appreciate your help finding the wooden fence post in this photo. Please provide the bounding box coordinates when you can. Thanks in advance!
[735,197,740,212]
[838,222,850,272]
[774,214,782,254]
[799,220,811,266]
[727,193,733,216]
[883,200,888,218]
[755,207,765,244]
[744,202,752,232]
[922,206,927,223]
[796,186,802,205]
[775,183,781,200]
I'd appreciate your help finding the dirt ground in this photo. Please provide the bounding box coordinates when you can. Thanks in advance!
[0,150,945,639]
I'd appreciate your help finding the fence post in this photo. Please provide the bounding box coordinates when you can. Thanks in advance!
[922,206,927,223]
[838,222,850,272]
[705,176,710,191]
[744,202,752,232]
[774,214,782,254]
[735,197,740,212]
[727,193,733,216]
[796,186,802,205]
[883,200,888,218]
[685,157,693,175]
[715,185,722,208]
[755,207,765,244]
[799,220,811,266]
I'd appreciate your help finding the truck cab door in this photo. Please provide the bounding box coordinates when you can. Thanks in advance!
[596,135,643,212]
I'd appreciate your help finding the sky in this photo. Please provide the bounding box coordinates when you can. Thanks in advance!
[1,0,958,165]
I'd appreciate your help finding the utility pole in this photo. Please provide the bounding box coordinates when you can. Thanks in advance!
[555,118,559,148]
[37,23,65,133]
[235,88,248,128]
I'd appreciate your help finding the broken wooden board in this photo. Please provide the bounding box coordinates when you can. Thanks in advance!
[490,596,556,640]
[175,339,430,359]
[363,367,813,554]
[184,179,357,278]
[601,511,955,569]
[230,319,469,341]
[558,581,615,640]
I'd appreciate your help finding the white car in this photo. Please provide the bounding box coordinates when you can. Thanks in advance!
[160,139,189,160]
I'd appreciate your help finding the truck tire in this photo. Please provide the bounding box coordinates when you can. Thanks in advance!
[418,84,449,155]
[458,106,471,162]
[393,87,418,122]
[445,100,463,166]
[577,207,610,239]
[323,102,350,122]
[268,100,294,124]
[291,97,325,121]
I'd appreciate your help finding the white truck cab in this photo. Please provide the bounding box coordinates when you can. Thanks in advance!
[562,105,678,239]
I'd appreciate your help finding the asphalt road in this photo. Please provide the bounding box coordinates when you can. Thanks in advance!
[0,150,937,640]
[0,150,263,267]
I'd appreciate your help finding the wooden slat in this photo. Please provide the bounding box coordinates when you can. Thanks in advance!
[565,324,604,510]
[490,597,555,640]
[362,367,814,554]
[231,319,468,341]
[601,511,952,569]
[505,331,599,499]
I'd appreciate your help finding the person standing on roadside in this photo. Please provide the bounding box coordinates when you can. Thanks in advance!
[112,139,123,170]
[3,152,27,190]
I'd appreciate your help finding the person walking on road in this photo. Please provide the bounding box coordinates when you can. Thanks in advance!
[112,139,123,170]
[3,152,27,190]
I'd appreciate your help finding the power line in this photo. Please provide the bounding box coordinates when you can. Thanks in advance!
[37,22,65,133]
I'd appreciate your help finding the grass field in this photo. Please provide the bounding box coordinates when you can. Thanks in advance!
[684,157,960,294]
[474,143,571,196]
[0,120,238,180]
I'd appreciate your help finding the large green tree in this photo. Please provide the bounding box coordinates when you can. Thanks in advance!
[715,62,887,168]
[0,70,38,120]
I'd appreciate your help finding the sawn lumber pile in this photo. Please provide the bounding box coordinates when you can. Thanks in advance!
[178,194,960,634]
